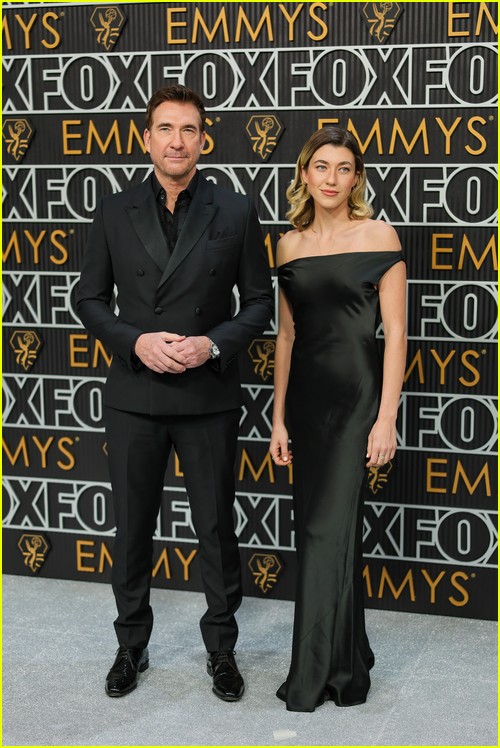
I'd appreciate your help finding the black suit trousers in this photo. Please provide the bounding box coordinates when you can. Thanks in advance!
[104,405,242,652]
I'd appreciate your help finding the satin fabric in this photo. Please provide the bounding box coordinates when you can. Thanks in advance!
[277,251,404,712]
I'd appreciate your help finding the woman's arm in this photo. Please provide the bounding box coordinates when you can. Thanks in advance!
[269,240,295,466]
[366,259,407,467]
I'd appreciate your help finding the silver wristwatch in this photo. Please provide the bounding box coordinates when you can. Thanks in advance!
[208,339,221,359]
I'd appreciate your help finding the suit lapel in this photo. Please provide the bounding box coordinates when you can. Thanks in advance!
[159,174,218,286]
[126,183,167,272]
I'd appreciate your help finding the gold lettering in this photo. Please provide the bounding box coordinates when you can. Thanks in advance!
[404,350,425,385]
[86,119,122,155]
[153,548,172,579]
[32,435,54,468]
[308,2,328,41]
[347,119,383,155]
[389,118,429,155]
[421,569,446,603]
[174,548,197,581]
[458,234,497,270]
[64,120,146,157]
[452,461,491,496]
[98,542,113,573]
[76,540,96,572]
[427,459,491,497]
[174,452,184,477]
[62,120,83,156]
[167,7,188,44]
[278,3,303,41]
[57,437,76,471]
[69,334,90,368]
[239,449,275,483]
[475,2,498,35]
[201,117,215,156]
[459,350,480,387]
[3,231,22,263]
[426,458,448,494]
[448,2,497,38]
[127,120,146,154]
[50,230,69,265]
[449,571,469,606]
[41,11,60,49]
[363,564,373,597]
[2,436,29,467]
[430,349,455,385]
[2,15,13,50]
[465,115,487,155]
[2,229,69,265]
[378,566,416,601]
[24,229,47,264]
[92,339,113,368]
[432,233,454,270]
[235,6,273,42]
[448,3,470,37]
[3,435,76,470]
[435,116,462,154]
[70,334,113,368]
[318,117,339,129]
[14,12,37,49]
[192,6,229,43]
[264,233,275,269]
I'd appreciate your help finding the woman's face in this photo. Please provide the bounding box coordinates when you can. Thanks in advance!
[302,144,359,213]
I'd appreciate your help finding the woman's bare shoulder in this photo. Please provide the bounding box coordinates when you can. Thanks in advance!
[276,229,304,266]
[360,219,401,251]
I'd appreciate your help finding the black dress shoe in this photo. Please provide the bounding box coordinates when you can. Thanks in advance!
[207,650,244,701]
[105,645,149,697]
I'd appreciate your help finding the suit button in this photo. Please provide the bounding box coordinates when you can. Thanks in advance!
[209,268,216,276]
[136,268,145,276]
[194,307,201,316]
[154,306,163,314]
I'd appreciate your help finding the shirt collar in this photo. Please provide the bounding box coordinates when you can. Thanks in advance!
[151,170,199,202]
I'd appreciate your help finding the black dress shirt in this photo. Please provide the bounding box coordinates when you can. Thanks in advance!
[151,170,199,256]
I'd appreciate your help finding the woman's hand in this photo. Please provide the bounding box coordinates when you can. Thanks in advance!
[270,424,293,467]
[366,417,397,468]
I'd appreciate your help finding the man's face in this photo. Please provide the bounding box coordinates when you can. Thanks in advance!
[143,101,206,183]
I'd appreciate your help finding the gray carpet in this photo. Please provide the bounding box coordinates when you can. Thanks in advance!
[2,574,497,747]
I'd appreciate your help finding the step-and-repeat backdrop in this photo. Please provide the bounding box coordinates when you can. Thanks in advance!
[2,1,497,619]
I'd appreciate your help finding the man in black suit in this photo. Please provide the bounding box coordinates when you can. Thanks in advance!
[76,85,273,701]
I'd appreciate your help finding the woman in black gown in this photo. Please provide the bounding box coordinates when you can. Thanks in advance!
[270,127,407,712]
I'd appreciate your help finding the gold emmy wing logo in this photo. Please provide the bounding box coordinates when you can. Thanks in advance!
[90,6,127,50]
[248,339,276,381]
[18,534,50,573]
[248,553,283,594]
[245,115,283,161]
[361,3,403,43]
[9,330,43,371]
[368,461,393,494]
[2,118,34,162]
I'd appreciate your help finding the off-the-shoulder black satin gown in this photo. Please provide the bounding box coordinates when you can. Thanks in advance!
[277,250,404,712]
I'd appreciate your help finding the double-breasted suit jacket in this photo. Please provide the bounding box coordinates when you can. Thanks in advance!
[76,172,274,414]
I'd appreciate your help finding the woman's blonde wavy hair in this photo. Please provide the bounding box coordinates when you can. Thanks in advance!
[286,127,373,230]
